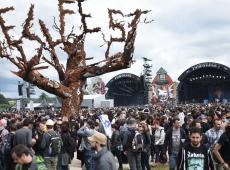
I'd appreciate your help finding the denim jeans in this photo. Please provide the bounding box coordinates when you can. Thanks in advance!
[169,153,178,170]
[141,151,151,170]
[44,156,58,170]
[112,149,123,169]
[84,150,96,170]
[127,151,142,170]
[0,154,5,170]
[154,145,164,163]
[56,154,70,170]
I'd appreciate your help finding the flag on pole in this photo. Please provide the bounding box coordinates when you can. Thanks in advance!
[99,114,112,139]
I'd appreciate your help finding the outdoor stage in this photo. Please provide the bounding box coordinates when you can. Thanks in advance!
[178,62,230,103]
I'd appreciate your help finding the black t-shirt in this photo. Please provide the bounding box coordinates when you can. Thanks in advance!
[186,144,208,169]
[218,133,230,165]
[177,143,214,170]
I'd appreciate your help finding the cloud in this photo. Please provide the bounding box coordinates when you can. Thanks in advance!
[1,0,230,98]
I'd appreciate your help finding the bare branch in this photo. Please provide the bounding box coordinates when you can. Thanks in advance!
[0,7,14,14]
[103,9,126,59]
[77,0,101,36]
[39,19,65,81]
[83,9,150,77]
[12,69,71,98]
[42,55,55,68]
[0,7,19,47]
[126,9,151,27]
[22,4,43,44]
[0,40,9,58]
[52,17,61,33]
[0,6,28,67]
[31,66,49,71]
[0,41,24,69]
[58,0,75,40]
[26,44,43,71]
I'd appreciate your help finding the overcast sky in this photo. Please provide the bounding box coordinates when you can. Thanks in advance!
[1,0,230,98]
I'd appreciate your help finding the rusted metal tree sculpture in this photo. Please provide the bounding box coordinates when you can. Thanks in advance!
[0,0,150,118]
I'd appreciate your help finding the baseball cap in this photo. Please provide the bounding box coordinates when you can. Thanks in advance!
[46,119,54,126]
[88,131,107,145]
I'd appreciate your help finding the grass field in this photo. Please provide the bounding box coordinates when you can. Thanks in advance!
[124,163,169,170]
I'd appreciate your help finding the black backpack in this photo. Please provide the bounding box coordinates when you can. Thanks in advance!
[131,130,143,152]
[65,134,76,159]
[0,129,4,145]
[47,131,62,156]
[1,132,14,155]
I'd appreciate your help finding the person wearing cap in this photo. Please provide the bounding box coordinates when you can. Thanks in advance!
[213,121,230,170]
[88,131,116,170]
[41,119,61,170]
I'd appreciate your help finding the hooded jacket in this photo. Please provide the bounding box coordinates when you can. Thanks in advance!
[94,147,116,170]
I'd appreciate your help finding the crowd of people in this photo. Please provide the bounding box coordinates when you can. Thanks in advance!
[0,103,230,170]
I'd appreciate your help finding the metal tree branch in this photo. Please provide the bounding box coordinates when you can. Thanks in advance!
[104,9,126,59]
[12,69,71,98]
[81,9,150,78]
[0,1,150,118]
[58,0,75,41]
[77,0,101,36]
[22,5,43,44]
[0,5,69,98]
[39,19,65,81]
[63,0,101,73]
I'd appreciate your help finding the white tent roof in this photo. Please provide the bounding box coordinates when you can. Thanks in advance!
[83,94,105,99]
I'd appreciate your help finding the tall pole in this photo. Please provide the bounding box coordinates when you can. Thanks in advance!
[143,57,153,105]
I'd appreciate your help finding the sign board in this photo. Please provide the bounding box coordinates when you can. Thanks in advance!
[16,100,20,111]
[29,100,34,111]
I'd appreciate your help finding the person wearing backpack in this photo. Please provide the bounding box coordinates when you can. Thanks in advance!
[123,117,142,170]
[2,123,17,170]
[33,120,46,157]
[11,144,48,170]
[111,122,123,170]
[0,118,9,170]
[41,119,62,170]
[57,121,76,170]
[205,119,223,170]
[138,122,151,170]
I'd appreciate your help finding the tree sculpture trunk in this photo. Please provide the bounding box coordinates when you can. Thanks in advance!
[61,81,84,117]
[0,0,151,118]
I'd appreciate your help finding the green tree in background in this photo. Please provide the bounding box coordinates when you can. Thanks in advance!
[38,92,49,102]
[0,93,8,104]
